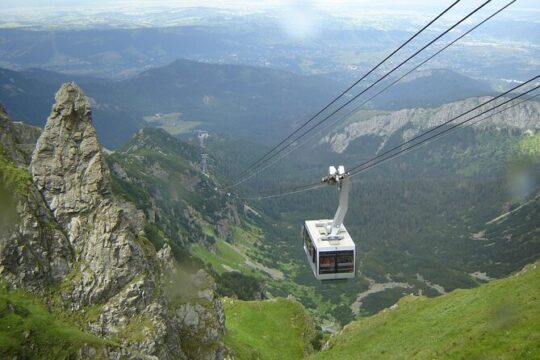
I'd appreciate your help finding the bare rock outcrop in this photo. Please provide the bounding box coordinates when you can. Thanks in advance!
[0,104,28,165]
[31,82,149,305]
[322,96,540,153]
[1,84,227,359]
[0,104,72,289]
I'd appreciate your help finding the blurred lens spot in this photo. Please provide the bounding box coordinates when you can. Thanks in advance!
[488,302,518,330]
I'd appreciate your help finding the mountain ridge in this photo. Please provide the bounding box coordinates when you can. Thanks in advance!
[0,62,502,149]
[0,60,340,147]
[321,96,540,154]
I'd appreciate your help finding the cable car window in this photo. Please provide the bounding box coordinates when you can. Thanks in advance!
[319,252,336,274]
[337,251,354,273]
[303,227,316,264]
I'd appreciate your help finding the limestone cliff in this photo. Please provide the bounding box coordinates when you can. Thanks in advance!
[0,83,228,359]
[321,96,540,154]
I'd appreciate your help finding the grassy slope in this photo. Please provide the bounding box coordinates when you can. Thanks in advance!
[192,239,248,275]
[224,297,316,360]
[0,284,110,359]
[311,260,540,360]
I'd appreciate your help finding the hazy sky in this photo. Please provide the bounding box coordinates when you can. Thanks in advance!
[2,0,538,30]
[2,0,539,12]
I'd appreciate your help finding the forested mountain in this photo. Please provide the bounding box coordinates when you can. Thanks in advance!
[0,62,498,149]
[0,61,340,147]
[220,96,540,324]
[1,74,538,357]
[369,69,495,110]
[102,94,539,328]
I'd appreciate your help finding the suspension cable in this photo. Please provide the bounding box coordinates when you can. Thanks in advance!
[231,0,463,184]
[350,86,540,177]
[231,0,494,187]
[243,81,539,200]
[240,182,326,201]
[226,0,516,189]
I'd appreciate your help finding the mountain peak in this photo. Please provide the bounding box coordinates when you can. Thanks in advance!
[52,82,91,121]
[31,82,111,220]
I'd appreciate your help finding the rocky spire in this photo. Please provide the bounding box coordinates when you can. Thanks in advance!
[1,83,229,359]
[30,82,149,305]
[31,82,112,222]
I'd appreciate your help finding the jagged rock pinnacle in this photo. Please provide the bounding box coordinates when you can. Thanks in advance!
[2,84,228,359]
[31,82,111,220]
[52,82,92,121]
[30,82,145,304]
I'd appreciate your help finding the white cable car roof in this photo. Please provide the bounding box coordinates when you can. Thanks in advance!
[304,219,355,251]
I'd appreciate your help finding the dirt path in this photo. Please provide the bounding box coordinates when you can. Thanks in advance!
[350,278,412,315]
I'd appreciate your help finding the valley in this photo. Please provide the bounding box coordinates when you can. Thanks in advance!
[97,94,539,327]
[1,70,538,358]
[0,2,539,359]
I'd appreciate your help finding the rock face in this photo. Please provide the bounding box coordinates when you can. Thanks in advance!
[0,104,72,289]
[321,96,540,154]
[31,82,148,305]
[0,83,227,359]
[0,181,73,288]
[1,104,29,166]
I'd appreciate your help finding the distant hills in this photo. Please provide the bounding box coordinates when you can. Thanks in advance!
[1,15,538,83]
[0,60,340,147]
[369,69,495,110]
[0,24,415,78]
[0,61,496,148]
[0,67,143,148]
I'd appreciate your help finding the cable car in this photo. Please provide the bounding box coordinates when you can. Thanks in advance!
[303,166,355,280]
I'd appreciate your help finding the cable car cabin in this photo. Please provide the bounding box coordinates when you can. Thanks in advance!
[303,220,355,280]
[302,165,355,280]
